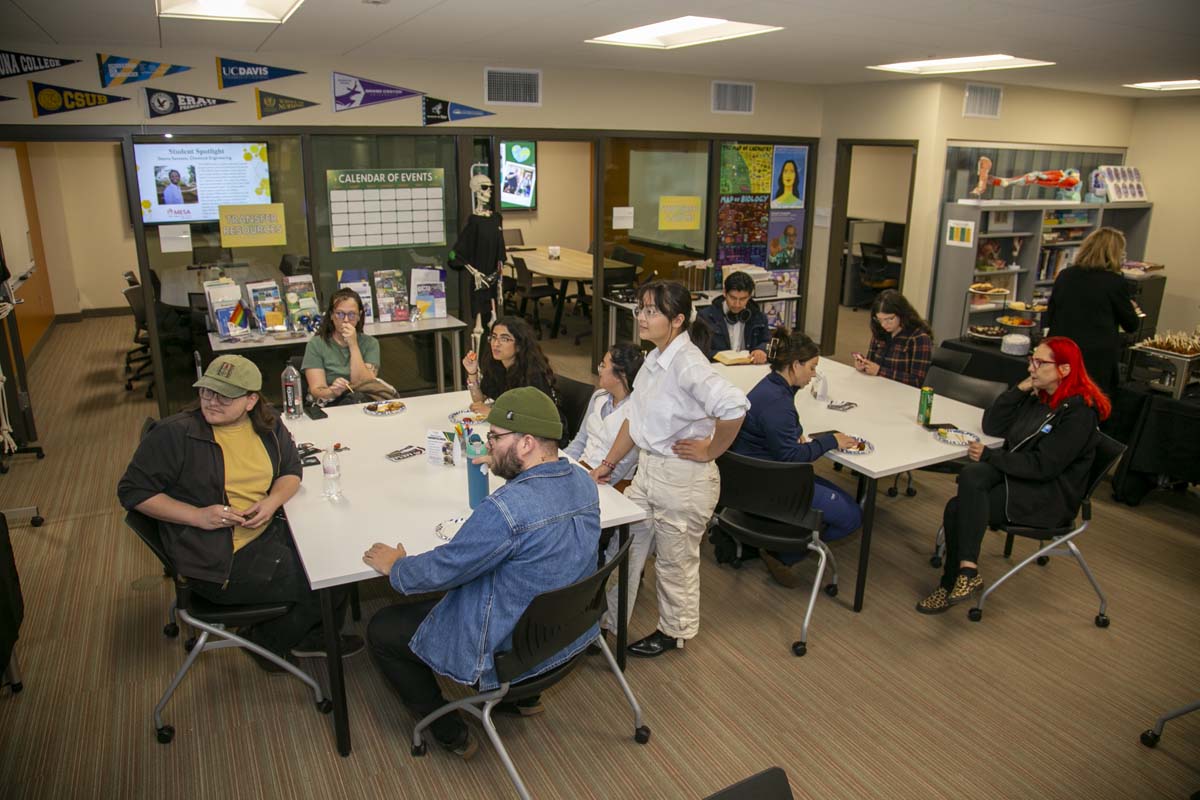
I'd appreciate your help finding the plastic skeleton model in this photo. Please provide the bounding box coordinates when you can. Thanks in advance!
[452,173,506,352]
[970,156,1082,201]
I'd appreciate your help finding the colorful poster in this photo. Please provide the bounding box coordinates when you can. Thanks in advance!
[717,194,769,245]
[146,88,234,118]
[715,243,767,269]
[326,168,446,251]
[770,145,807,209]
[219,203,287,247]
[767,209,805,270]
[719,143,774,194]
[255,88,318,118]
[97,54,189,87]
[332,72,421,112]
[499,141,537,210]
[422,95,494,125]
[658,196,702,231]
[217,57,303,89]
[29,81,129,118]
[0,49,80,80]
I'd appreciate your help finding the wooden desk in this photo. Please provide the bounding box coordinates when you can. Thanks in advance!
[508,247,628,339]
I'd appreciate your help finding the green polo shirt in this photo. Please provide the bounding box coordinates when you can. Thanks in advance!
[301,333,381,385]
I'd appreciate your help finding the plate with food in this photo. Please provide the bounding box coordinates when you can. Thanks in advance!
[996,315,1037,328]
[433,517,467,542]
[934,428,980,447]
[968,324,1006,340]
[969,282,1010,296]
[449,409,490,427]
[363,400,407,416]
[838,437,874,455]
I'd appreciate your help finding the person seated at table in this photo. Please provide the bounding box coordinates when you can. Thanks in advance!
[118,355,358,669]
[729,328,863,587]
[363,388,600,759]
[564,342,644,492]
[697,271,771,364]
[853,289,932,388]
[302,288,384,406]
[916,337,1108,615]
[462,316,563,426]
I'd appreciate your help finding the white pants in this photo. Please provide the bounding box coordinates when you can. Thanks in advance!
[602,452,720,640]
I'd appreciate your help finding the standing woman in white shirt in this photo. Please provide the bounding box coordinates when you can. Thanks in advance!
[591,281,750,658]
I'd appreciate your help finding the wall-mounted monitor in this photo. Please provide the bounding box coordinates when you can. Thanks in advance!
[134,142,270,225]
[499,140,537,210]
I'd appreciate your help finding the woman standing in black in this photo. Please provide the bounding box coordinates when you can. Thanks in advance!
[1044,227,1140,396]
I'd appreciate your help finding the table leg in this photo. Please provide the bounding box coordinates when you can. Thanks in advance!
[320,588,350,756]
[550,279,570,339]
[853,476,878,613]
[608,305,617,348]
[451,331,462,392]
[617,523,629,672]
[434,331,445,394]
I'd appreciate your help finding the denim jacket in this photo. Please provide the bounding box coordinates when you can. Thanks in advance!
[391,458,601,690]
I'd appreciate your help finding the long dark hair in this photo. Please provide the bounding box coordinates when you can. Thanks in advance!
[870,289,932,340]
[774,159,799,201]
[636,280,710,351]
[186,394,279,437]
[317,288,366,343]
[607,342,644,393]
[479,316,557,396]
[765,327,819,373]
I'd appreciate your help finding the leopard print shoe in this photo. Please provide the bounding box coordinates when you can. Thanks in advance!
[947,573,984,606]
[916,586,951,614]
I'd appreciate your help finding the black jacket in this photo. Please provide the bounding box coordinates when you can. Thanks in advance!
[697,297,771,360]
[1045,266,1139,395]
[117,409,302,584]
[980,387,1100,528]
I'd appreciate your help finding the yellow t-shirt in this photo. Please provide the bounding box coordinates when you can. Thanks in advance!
[211,419,272,552]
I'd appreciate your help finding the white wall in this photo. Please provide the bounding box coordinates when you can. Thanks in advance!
[847,145,914,223]
[501,141,591,252]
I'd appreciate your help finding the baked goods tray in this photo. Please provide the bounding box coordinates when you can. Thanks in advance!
[1132,344,1200,362]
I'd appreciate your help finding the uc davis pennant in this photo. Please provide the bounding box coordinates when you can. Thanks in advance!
[146,88,234,118]
[332,72,421,112]
[255,88,318,119]
[29,81,129,118]
[217,57,304,89]
[0,49,80,80]
[98,54,190,87]
[422,95,494,126]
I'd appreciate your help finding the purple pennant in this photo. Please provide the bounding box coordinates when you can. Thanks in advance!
[332,71,421,112]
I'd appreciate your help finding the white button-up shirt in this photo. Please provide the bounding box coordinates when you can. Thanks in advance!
[628,332,750,457]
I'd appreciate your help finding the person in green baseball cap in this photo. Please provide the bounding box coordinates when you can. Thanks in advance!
[362,387,601,759]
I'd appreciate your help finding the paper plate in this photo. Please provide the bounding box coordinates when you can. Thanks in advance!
[434,517,467,542]
[838,438,874,455]
[449,409,489,427]
[934,428,980,447]
[363,400,406,416]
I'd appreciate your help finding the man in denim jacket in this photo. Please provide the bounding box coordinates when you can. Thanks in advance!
[363,387,601,758]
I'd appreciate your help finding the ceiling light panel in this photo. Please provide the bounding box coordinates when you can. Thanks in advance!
[586,16,783,50]
[157,0,307,24]
[1123,79,1200,91]
[868,54,1054,75]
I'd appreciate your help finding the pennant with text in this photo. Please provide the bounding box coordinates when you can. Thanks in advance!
[146,88,234,118]
[217,57,305,89]
[256,88,319,119]
[29,81,129,118]
[0,49,80,80]
[98,53,190,87]
[422,95,494,125]
[332,72,421,112]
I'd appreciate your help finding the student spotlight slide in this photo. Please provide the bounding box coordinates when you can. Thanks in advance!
[135,142,271,224]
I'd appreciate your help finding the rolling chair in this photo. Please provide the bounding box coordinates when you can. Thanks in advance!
[502,228,524,247]
[123,270,140,287]
[409,536,649,800]
[857,243,897,308]
[123,286,154,398]
[705,767,794,800]
[555,375,597,442]
[931,433,1125,625]
[513,257,560,339]
[279,254,312,277]
[932,345,972,374]
[573,263,641,347]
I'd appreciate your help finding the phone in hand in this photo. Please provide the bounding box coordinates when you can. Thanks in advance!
[304,404,328,421]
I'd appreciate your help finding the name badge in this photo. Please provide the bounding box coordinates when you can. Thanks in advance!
[1040,424,1053,434]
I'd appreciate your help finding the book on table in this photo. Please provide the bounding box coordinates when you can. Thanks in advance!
[714,350,753,366]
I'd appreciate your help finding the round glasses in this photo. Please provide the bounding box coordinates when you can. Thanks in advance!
[633,306,661,319]
[333,311,360,321]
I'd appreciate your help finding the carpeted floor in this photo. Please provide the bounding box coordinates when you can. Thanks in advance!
[1,316,1197,800]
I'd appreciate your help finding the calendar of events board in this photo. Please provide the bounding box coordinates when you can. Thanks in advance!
[327,168,445,252]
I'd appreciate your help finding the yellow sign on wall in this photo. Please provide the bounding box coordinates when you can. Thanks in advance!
[219,203,287,247]
[658,195,702,231]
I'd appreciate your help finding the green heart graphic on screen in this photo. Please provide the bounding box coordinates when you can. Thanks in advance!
[511,145,531,162]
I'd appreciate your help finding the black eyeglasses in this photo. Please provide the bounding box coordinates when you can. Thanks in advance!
[199,387,247,405]
[485,431,517,446]
[333,311,360,321]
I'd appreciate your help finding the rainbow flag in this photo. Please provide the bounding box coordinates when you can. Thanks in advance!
[228,301,247,328]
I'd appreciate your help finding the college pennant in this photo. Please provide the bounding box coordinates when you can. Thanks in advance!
[29,81,129,118]
[217,57,305,89]
[255,88,319,119]
[145,88,234,118]
[332,72,421,112]
[0,49,80,80]
[421,95,494,126]
[97,53,190,87]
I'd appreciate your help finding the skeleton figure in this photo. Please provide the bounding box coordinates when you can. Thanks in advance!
[450,172,507,352]
[970,156,1082,201]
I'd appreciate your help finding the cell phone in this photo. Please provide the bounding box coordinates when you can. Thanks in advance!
[297,443,321,458]
[304,404,328,421]
[387,446,425,462]
[301,455,321,467]
[828,401,857,411]
[923,422,958,431]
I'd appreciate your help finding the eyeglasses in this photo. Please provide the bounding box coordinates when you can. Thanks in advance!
[333,311,360,321]
[199,387,246,405]
[488,333,515,344]
[485,430,517,446]
[633,306,661,319]
[875,314,898,324]
[1028,356,1058,369]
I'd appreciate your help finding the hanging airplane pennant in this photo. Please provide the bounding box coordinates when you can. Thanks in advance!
[421,95,494,126]
[97,53,190,87]
[0,49,80,80]
[255,88,319,119]
[332,72,421,112]
[29,81,129,118]
[217,57,305,89]
[146,88,234,118]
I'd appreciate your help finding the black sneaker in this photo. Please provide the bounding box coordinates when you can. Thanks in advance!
[627,630,683,658]
[438,729,479,760]
[290,634,366,659]
[494,697,544,717]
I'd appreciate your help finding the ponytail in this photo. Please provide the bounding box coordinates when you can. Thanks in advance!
[766,327,819,372]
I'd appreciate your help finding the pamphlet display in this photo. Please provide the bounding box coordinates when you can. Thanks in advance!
[336,269,375,323]
[283,274,319,330]
[327,168,446,252]
[134,142,271,225]
[246,280,287,332]
[410,267,446,319]
[204,278,249,338]
[373,269,409,322]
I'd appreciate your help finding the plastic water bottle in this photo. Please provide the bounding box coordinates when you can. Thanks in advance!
[322,448,342,499]
[281,363,303,419]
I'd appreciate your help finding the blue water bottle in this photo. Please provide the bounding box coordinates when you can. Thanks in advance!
[465,434,490,509]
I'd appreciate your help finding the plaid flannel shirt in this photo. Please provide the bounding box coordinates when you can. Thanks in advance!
[867,327,933,388]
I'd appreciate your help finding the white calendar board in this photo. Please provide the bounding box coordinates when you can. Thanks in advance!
[327,168,446,252]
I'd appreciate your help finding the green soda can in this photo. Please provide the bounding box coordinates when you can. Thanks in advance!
[918,386,934,425]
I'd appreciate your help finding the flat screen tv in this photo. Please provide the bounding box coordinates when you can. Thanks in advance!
[499,140,536,210]
[134,142,270,225]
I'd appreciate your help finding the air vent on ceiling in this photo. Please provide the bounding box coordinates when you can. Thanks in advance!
[963,83,1003,119]
[485,68,542,106]
[712,80,755,114]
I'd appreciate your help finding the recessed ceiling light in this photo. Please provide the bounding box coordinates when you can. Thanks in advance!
[586,16,783,50]
[157,0,306,23]
[1123,79,1200,91]
[868,54,1054,75]
[163,133,173,138]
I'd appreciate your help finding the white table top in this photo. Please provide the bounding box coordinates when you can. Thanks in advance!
[714,359,1003,480]
[208,315,467,353]
[282,390,646,590]
[509,246,629,281]
[602,290,802,312]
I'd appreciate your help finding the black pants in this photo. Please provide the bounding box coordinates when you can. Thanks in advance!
[941,462,1008,589]
[367,599,467,746]
[190,518,344,656]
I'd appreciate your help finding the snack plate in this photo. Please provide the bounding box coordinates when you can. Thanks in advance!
[449,409,490,426]
[838,438,874,455]
[934,428,980,447]
[967,330,1005,341]
[363,401,407,416]
[996,316,1037,328]
[434,517,467,542]
[969,287,1010,296]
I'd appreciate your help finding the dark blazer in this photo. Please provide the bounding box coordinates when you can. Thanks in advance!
[697,297,771,360]
[1045,266,1139,395]
[731,371,838,463]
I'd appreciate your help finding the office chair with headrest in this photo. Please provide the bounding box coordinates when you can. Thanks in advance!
[857,243,897,308]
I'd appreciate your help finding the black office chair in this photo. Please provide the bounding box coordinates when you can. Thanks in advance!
[932,345,972,374]
[193,245,232,265]
[502,228,524,247]
[123,270,140,287]
[705,767,794,800]
[279,254,312,277]
[513,257,559,339]
[932,433,1125,625]
[555,376,596,442]
[409,536,649,800]
[124,509,331,744]
[610,245,645,270]
[123,286,154,398]
[857,243,897,308]
[713,451,837,657]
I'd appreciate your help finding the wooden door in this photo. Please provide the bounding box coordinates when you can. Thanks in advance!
[0,143,55,360]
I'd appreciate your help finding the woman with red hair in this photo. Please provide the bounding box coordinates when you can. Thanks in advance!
[917,337,1109,614]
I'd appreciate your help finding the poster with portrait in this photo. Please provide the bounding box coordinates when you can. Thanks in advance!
[770,145,807,209]
[767,209,804,271]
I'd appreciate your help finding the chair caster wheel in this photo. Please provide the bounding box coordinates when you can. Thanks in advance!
[316,699,333,714]
[30,516,44,527]
[156,725,175,744]
[905,488,917,497]
[731,559,742,570]
[929,556,942,568]
[1036,556,1050,566]
[1095,614,1110,628]
[125,382,133,391]
[411,742,428,757]
[36,451,45,459]
[1140,729,1160,748]
[968,608,983,622]
[634,725,651,744]
[886,487,898,497]
[163,623,179,638]
[184,637,197,653]
[824,584,838,597]
[791,641,807,657]
[0,464,7,474]
[8,681,22,694]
